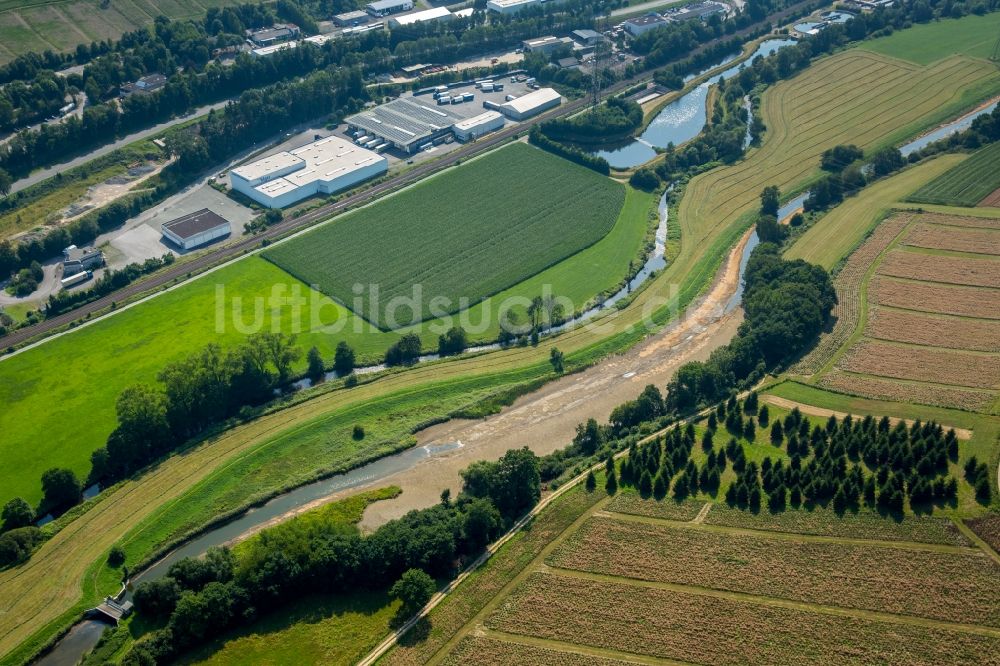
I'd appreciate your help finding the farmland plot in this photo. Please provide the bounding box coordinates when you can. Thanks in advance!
[982,187,1000,207]
[966,515,1000,554]
[442,636,636,666]
[604,492,705,521]
[872,276,1000,319]
[909,141,1000,207]
[702,504,970,546]
[547,515,1000,626]
[487,572,1000,666]
[877,249,1000,288]
[904,223,1000,256]
[867,308,1000,352]
[820,369,996,413]
[837,340,1000,389]
[264,144,626,328]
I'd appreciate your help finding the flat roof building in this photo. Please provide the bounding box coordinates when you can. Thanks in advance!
[666,1,726,22]
[521,35,573,54]
[161,209,231,250]
[453,7,475,18]
[334,10,370,26]
[303,34,335,46]
[366,0,414,17]
[624,14,669,36]
[246,23,300,47]
[571,29,605,45]
[487,0,540,13]
[230,136,387,209]
[251,42,297,57]
[499,87,561,120]
[452,111,505,142]
[389,6,452,27]
[120,74,167,97]
[346,97,461,153]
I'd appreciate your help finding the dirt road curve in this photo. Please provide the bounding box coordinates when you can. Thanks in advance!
[0,0,814,352]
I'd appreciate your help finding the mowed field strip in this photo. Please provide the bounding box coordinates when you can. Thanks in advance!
[263,144,626,328]
[909,141,1000,207]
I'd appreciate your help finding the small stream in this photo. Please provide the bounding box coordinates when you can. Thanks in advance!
[591,38,799,169]
[33,76,1000,666]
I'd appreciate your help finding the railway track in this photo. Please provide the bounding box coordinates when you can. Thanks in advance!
[0,1,813,351]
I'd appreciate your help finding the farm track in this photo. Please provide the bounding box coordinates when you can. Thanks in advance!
[0,0,819,352]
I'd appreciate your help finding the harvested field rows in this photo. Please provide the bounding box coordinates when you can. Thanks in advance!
[604,492,704,521]
[966,515,1000,554]
[904,223,1000,256]
[702,504,969,546]
[838,340,1000,389]
[867,308,1000,352]
[872,277,1000,319]
[819,369,996,413]
[488,573,1000,666]
[916,212,1000,229]
[442,635,639,666]
[878,249,1000,288]
[547,515,1000,627]
[982,187,1000,208]
[680,50,1000,256]
[909,141,1000,207]
[792,214,911,375]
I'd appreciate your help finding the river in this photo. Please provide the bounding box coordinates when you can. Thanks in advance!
[591,38,799,169]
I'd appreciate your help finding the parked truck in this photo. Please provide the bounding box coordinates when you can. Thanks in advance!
[60,270,92,289]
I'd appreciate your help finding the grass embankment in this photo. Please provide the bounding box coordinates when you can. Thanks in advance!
[908,141,1000,207]
[264,144,626,328]
[6,23,1000,663]
[0,147,652,508]
[857,11,1000,65]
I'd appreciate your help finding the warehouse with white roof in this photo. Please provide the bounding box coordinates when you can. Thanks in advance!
[346,98,462,153]
[388,6,452,27]
[229,136,388,208]
[499,87,561,120]
[452,111,505,142]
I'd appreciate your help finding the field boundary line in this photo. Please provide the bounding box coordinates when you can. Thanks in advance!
[480,628,693,665]
[592,510,983,554]
[952,518,1000,566]
[760,394,974,439]
[541,566,1000,638]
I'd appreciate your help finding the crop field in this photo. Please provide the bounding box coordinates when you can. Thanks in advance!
[967,515,1000,553]
[442,635,635,666]
[903,222,1000,255]
[263,144,626,328]
[547,514,1000,626]
[878,249,1000,288]
[785,157,963,270]
[982,187,1000,207]
[485,572,1000,666]
[678,48,1000,257]
[0,0,243,63]
[838,340,1000,389]
[604,491,705,521]
[909,141,1000,207]
[858,11,1000,65]
[867,308,1000,352]
[872,277,1000,319]
[700,503,970,545]
[820,369,997,413]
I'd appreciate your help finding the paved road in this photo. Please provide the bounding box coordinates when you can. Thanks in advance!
[8,99,232,195]
[0,0,813,351]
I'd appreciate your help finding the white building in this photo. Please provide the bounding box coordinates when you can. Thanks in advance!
[251,41,297,57]
[303,34,336,46]
[366,0,413,16]
[499,87,561,120]
[623,14,669,36]
[453,7,475,18]
[161,209,231,250]
[452,111,505,142]
[522,35,574,54]
[230,136,388,209]
[389,7,453,28]
[487,0,540,14]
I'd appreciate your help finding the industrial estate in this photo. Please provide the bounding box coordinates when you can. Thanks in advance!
[0,1,998,665]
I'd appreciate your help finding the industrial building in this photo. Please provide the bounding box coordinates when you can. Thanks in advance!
[119,74,166,97]
[161,209,231,250]
[346,98,461,153]
[230,136,388,208]
[665,1,726,22]
[498,87,561,120]
[366,0,414,17]
[389,6,452,27]
[251,42,297,57]
[452,111,505,142]
[571,29,605,45]
[453,7,475,18]
[303,34,336,46]
[62,245,104,276]
[522,35,573,54]
[246,23,300,47]
[624,14,669,36]
[487,0,540,12]
[334,10,370,26]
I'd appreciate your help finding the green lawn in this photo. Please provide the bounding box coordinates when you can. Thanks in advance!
[858,12,1000,65]
[909,141,1000,206]
[264,143,626,328]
